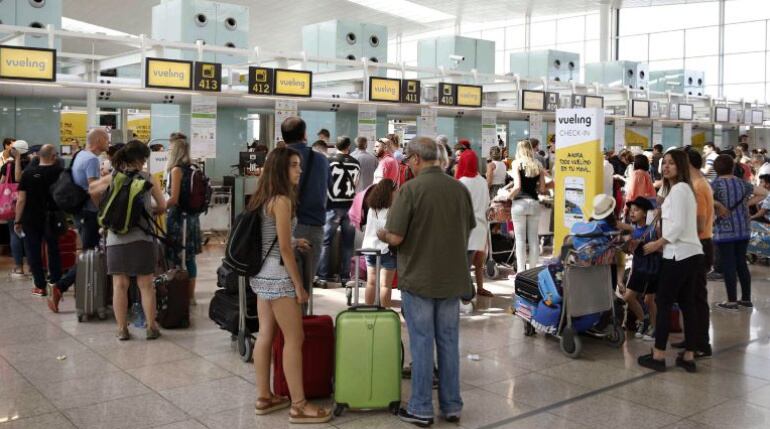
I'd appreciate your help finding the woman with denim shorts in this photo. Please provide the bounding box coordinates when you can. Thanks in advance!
[362,179,397,307]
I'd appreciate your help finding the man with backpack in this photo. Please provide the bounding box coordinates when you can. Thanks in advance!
[283,117,330,301]
[316,136,360,288]
[48,128,109,311]
[12,145,64,297]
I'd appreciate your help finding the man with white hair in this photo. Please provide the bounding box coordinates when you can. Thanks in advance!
[48,128,109,311]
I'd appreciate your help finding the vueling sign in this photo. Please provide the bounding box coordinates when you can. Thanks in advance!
[145,58,192,90]
[274,69,312,97]
[0,46,56,81]
[369,77,401,102]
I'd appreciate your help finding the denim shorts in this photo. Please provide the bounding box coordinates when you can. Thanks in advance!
[366,252,397,270]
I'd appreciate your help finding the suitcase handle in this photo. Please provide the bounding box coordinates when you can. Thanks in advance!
[354,248,382,307]
[347,305,383,311]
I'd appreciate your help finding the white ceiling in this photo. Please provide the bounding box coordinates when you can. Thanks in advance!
[61,0,718,55]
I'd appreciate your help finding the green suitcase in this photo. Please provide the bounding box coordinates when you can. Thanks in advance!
[333,250,402,417]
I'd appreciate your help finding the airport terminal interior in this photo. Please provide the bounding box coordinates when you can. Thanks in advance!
[4,0,770,428]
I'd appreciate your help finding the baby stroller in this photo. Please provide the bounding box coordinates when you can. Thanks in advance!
[515,229,625,358]
[485,200,516,278]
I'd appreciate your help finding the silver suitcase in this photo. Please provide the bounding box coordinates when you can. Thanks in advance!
[75,248,111,322]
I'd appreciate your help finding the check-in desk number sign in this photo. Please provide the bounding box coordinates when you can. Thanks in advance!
[249,67,274,95]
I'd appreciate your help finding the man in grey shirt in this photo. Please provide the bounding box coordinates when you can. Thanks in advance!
[351,136,378,192]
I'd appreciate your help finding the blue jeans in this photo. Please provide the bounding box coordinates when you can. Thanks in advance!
[401,291,463,419]
[23,224,61,289]
[56,210,100,292]
[317,208,355,282]
[8,221,24,267]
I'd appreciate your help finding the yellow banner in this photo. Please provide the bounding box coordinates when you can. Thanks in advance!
[128,117,151,142]
[0,46,56,81]
[369,77,400,102]
[274,69,312,97]
[60,112,87,147]
[146,58,192,89]
[691,132,706,148]
[625,128,649,148]
[457,85,482,107]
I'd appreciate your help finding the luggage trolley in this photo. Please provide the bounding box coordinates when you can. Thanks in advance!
[234,276,259,362]
[484,200,516,278]
[518,232,625,358]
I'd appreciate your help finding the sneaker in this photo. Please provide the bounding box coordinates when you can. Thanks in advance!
[707,271,724,281]
[31,287,47,297]
[46,284,62,313]
[397,408,434,427]
[444,414,461,424]
[737,301,753,308]
[634,320,646,339]
[716,302,740,311]
[642,326,655,342]
[314,279,328,289]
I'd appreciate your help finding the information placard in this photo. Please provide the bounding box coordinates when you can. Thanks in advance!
[369,77,401,102]
[193,61,221,92]
[145,58,192,90]
[274,69,312,97]
[456,84,482,108]
[631,99,650,118]
[0,45,56,82]
[401,79,421,104]
[190,95,217,159]
[438,83,456,106]
[248,67,275,95]
[481,111,497,155]
[678,104,694,121]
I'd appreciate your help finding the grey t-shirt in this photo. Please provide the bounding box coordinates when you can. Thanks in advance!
[106,171,155,247]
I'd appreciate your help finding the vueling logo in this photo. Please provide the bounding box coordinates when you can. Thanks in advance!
[4,56,47,72]
[152,68,186,81]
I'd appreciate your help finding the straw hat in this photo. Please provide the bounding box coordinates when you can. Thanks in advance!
[592,194,616,220]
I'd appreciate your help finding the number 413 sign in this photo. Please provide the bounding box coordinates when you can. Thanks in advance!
[194,62,221,92]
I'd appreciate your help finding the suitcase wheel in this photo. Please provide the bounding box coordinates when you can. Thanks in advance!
[97,310,108,321]
[333,403,346,417]
[524,322,536,337]
[607,324,625,348]
[77,313,86,323]
[238,329,254,363]
[345,287,352,307]
[485,260,499,279]
[388,401,400,415]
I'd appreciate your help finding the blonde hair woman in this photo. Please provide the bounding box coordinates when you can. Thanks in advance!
[508,140,546,271]
[164,132,202,305]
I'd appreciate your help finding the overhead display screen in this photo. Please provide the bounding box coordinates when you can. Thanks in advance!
[631,99,650,118]
[369,77,401,102]
[522,90,546,111]
[0,45,56,82]
[584,95,604,109]
[678,104,694,121]
[714,107,729,123]
[145,58,192,90]
[274,69,312,97]
[753,110,764,125]
[456,84,482,108]
[729,108,740,123]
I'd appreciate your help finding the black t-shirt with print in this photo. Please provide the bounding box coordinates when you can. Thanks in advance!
[17,163,63,227]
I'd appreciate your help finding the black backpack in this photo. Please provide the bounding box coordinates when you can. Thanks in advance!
[51,150,89,214]
[222,207,277,277]
[178,164,211,215]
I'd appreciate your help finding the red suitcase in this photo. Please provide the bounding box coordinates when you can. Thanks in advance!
[272,275,334,399]
[43,228,77,271]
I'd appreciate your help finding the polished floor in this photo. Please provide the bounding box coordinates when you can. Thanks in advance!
[1,243,770,429]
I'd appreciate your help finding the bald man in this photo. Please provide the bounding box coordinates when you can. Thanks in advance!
[50,128,110,309]
[13,145,65,297]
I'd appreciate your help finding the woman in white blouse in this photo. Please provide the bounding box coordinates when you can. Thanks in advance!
[457,151,494,297]
[638,149,704,373]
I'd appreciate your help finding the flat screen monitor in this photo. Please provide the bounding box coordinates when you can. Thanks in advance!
[522,90,546,111]
[678,104,694,121]
[753,110,764,125]
[714,107,729,123]
[631,99,650,118]
[584,95,604,109]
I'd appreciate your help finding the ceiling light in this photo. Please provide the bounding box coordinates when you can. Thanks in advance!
[0,80,63,88]
[61,17,134,37]
[347,0,454,23]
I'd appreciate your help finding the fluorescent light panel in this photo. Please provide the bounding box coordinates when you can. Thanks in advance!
[61,17,134,37]
[347,0,454,23]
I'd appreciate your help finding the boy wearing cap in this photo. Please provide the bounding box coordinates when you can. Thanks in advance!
[623,196,660,341]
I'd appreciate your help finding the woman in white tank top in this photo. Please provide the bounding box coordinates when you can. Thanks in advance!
[487,146,508,198]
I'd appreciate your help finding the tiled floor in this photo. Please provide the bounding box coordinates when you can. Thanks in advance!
[2,244,770,428]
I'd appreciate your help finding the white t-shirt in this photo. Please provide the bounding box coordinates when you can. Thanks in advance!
[362,208,390,254]
[758,162,770,178]
[460,175,491,251]
[490,160,507,185]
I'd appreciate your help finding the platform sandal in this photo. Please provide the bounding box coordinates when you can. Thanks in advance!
[289,400,332,424]
[254,395,290,415]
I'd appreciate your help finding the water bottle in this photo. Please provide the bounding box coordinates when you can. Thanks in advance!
[131,302,146,328]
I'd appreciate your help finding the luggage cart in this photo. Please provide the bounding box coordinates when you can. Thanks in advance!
[201,186,232,244]
[234,276,259,362]
[484,200,516,278]
[518,233,625,358]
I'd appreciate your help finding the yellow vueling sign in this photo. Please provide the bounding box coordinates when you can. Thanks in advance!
[145,58,192,90]
[274,69,312,97]
[456,85,482,108]
[369,77,401,102]
[0,46,56,81]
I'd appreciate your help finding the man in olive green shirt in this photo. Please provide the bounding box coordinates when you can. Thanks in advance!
[377,136,475,426]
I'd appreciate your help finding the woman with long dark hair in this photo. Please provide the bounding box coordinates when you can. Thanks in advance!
[638,149,704,373]
[362,179,397,307]
[250,147,332,424]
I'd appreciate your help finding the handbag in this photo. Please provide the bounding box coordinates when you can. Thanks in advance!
[0,162,18,220]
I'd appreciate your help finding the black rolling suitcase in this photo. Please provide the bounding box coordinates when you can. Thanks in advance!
[209,289,258,335]
[514,266,546,303]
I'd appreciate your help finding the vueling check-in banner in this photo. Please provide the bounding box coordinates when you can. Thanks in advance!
[553,108,605,254]
[145,58,193,90]
[0,45,56,82]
